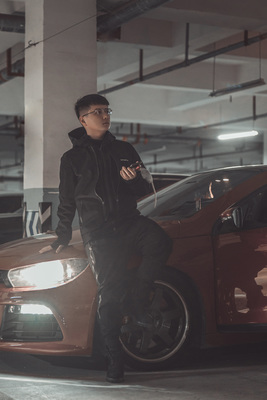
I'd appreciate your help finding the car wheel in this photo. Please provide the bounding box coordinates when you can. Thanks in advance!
[120,272,199,370]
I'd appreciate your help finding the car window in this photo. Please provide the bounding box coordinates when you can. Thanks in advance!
[241,186,267,228]
[218,185,267,235]
[138,169,263,220]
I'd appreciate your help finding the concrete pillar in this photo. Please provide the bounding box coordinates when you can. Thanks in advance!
[24,0,97,235]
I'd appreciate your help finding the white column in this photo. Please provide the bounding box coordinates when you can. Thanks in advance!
[24,0,97,233]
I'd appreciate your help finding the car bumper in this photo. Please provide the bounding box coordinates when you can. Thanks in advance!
[0,266,98,356]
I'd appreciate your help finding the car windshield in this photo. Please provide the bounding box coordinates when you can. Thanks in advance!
[138,168,264,220]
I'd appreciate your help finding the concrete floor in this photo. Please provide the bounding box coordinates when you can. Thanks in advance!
[0,344,266,399]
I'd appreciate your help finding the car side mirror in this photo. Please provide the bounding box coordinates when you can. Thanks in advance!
[219,207,243,230]
[232,207,243,229]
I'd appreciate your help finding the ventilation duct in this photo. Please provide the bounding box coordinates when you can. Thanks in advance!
[0,1,171,36]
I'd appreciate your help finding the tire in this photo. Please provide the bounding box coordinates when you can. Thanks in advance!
[120,270,201,370]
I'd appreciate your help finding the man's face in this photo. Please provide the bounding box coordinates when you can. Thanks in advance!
[79,105,111,139]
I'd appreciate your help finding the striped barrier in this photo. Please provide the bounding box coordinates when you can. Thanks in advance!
[23,202,52,237]
[38,202,52,233]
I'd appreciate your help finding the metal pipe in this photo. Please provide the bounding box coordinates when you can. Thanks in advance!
[0,129,21,136]
[0,117,18,130]
[0,175,23,181]
[244,30,249,46]
[139,49,143,81]
[0,162,22,170]
[145,146,262,166]
[183,111,267,133]
[113,111,267,142]
[253,96,256,120]
[98,31,267,95]
[185,23,189,65]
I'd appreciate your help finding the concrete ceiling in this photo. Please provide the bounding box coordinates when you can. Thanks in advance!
[1,0,267,185]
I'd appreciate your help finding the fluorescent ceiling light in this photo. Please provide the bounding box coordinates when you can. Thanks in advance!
[218,131,258,140]
[209,78,265,97]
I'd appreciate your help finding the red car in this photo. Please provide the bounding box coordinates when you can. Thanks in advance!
[0,165,266,369]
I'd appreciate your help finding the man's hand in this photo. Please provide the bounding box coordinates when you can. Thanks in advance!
[39,245,64,254]
[120,166,137,181]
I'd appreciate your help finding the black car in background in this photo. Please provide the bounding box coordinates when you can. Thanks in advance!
[0,193,23,244]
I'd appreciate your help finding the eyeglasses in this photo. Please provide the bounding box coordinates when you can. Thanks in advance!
[81,108,112,118]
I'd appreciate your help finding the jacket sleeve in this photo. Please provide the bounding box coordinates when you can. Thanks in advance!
[126,145,151,199]
[51,154,77,249]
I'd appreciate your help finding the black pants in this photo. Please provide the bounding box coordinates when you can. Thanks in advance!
[85,216,172,350]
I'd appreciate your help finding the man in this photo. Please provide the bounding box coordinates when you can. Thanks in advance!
[40,94,172,383]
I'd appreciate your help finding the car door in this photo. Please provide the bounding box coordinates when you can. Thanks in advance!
[213,185,267,329]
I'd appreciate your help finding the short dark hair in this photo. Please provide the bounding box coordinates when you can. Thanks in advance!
[74,94,109,119]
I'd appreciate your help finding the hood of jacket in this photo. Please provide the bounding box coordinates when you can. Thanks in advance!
[68,127,116,148]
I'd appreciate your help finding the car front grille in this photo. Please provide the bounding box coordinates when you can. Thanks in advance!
[0,305,63,342]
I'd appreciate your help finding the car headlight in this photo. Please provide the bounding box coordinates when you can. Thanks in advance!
[8,258,88,290]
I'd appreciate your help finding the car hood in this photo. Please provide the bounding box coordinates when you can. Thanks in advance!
[0,231,85,270]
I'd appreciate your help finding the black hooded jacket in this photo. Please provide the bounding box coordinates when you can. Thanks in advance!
[52,127,150,248]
